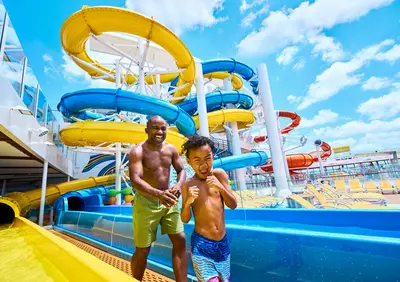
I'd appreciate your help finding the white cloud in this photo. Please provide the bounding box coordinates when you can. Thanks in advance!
[276,46,299,65]
[376,44,400,62]
[328,138,357,148]
[307,32,345,63]
[396,72,400,78]
[297,39,394,110]
[125,0,227,36]
[361,76,392,90]
[241,4,269,27]
[301,109,339,128]
[353,131,400,151]
[357,88,400,119]
[287,95,301,104]
[313,117,400,139]
[240,0,263,13]
[237,0,394,57]
[42,54,53,62]
[293,58,306,70]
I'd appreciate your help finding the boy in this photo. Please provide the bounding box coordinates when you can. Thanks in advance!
[181,135,237,282]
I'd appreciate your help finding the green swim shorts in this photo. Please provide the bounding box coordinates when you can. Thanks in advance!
[133,192,184,248]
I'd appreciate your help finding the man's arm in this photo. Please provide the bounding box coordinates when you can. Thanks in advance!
[128,146,162,199]
[171,145,187,190]
[180,182,192,223]
[213,169,238,210]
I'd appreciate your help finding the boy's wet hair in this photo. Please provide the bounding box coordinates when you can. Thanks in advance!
[182,135,216,158]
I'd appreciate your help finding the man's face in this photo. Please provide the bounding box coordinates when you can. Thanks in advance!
[146,118,167,144]
[187,145,214,180]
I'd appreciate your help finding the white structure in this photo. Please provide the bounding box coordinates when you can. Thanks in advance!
[257,64,291,197]
[195,62,210,137]
[223,78,246,191]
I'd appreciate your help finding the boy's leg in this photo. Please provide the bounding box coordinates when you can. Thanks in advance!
[161,205,187,282]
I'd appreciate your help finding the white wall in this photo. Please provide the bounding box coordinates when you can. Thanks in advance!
[0,76,74,176]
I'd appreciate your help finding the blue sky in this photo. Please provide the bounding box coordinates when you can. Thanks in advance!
[2,0,400,153]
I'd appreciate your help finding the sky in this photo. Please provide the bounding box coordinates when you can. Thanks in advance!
[2,0,400,154]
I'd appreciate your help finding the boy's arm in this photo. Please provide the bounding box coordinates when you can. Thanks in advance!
[211,169,238,210]
[180,182,192,223]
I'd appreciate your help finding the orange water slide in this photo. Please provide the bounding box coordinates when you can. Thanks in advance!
[261,141,332,172]
[253,111,301,143]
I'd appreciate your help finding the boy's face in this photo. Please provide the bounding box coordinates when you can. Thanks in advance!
[187,145,214,180]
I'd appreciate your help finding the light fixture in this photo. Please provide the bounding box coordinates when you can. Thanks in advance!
[11,105,33,115]
[29,126,49,137]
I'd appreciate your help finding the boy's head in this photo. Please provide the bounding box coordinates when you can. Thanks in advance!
[182,135,216,179]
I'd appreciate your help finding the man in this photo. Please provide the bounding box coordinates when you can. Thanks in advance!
[129,115,188,281]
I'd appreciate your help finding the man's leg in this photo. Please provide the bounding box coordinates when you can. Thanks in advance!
[130,246,151,280]
[168,232,188,282]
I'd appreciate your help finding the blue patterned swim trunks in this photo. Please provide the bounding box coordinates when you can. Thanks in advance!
[190,231,231,282]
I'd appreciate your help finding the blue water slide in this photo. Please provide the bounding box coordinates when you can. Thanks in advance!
[57,88,196,136]
[178,90,253,116]
[213,151,268,171]
[169,59,259,94]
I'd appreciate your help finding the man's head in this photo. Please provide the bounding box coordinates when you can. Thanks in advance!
[146,116,167,145]
[182,135,216,179]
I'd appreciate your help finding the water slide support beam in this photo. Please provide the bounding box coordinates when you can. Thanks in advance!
[224,78,246,191]
[38,160,49,226]
[195,62,209,137]
[115,59,122,205]
[257,63,291,198]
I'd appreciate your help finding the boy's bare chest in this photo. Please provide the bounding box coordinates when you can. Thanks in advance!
[191,180,221,205]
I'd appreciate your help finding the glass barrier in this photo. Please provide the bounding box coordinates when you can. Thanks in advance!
[56,208,400,281]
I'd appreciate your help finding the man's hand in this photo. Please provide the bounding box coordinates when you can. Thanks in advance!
[206,175,224,190]
[157,190,178,208]
[186,186,199,205]
[169,184,182,199]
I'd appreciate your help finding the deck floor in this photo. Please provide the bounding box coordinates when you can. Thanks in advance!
[51,230,175,282]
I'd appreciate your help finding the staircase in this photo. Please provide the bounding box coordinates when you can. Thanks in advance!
[211,136,232,158]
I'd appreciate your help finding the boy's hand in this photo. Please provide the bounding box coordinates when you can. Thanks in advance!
[187,186,199,204]
[206,175,224,190]
[169,184,181,198]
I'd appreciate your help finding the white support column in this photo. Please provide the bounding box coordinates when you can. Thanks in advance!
[115,143,122,205]
[138,38,146,96]
[1,180,6,196]
[257,63,291,198]
[67,175,71,182]
[115,60,122,205]
[315,141,324,176]
[38,160,49,226]
[0,12,9,68]
[223,78,246,191]
[195,62,209,137]
[155,74,161,98]
[19,56,28,98]
[33,84,40,119]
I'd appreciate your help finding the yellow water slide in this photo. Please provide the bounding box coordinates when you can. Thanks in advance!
[0,217,135,281]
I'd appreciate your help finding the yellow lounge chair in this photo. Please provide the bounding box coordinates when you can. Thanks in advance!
[379,180,396,194]
[287,194,316,209]
[307,184,374,209]
[334,180,347,192]
[364,181,380,193]
[232,191,266,208]
[320,183,386,204]
[348,179,365,193]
